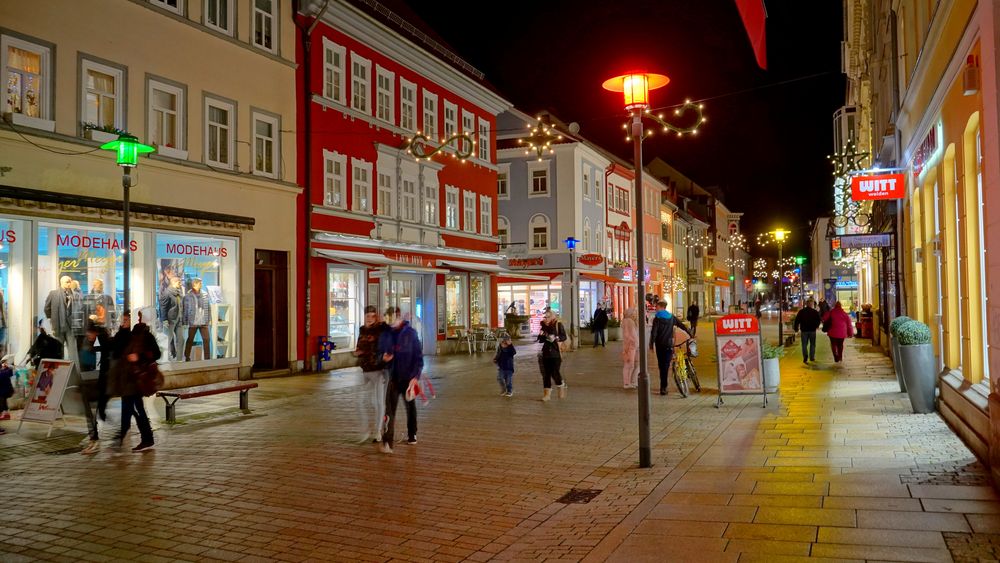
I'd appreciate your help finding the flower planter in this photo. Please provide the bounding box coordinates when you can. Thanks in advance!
[898,342,936,413]
[762,357,780,393]
[890,336,907,393]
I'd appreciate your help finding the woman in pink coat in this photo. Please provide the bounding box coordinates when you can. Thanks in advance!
[621,307,639,388]
[821,301,854,363]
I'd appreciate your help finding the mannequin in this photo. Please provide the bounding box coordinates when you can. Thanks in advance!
[84,279,116,329]
[43,275,84,365]
[159,276,185,361]
[183,277,211,361]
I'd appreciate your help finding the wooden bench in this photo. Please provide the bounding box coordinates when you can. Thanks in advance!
[156,381,259,423]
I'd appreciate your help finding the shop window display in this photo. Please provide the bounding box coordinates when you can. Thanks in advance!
[470,275,488,327]
[446,274,467,333]
[0,218,28,362]
[328,268,361,350]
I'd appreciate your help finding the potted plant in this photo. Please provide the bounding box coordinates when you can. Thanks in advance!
[761,341,784,393]
[888,315,912,393]
[606,315,622,341]
[896,319,936,413]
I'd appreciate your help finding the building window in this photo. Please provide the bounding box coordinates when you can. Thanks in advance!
[445,186,459,229]
[443,100,457,142]
[351,158,372,213]
[3,34,53,129]
[422,90,438,140]
[205,97,235,169]
[376,66,394,124]
[479,195,492,236]
[328,267,362,351]
[595,176,602,203]
[530,168,548,196]
[323,149,346,208]
[252,111,279,178]
[583,219,591,252]
[148,78,185,157]
[497,172,509,199]
[498,216,509,248]
[463,191,476,233]
[976,128,990,381]
[252,0,277,53]
[461,109,475,154]
[423,182,438,225]
[445,274,467,333]
[204,0,233,35]
[81,59,124,132]
[478,118,489,162]
[470,275,488,328]
[377,172,394,217]
[400,79,415,132]
[150,0,182,15]
[350,54,370,114]
[322,39,346,105]
[530,214,550,250]
[583,170,590,198]
[401,178,417,222]
[595,227,603,254]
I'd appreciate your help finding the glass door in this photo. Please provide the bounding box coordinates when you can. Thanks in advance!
[385,275,423,338]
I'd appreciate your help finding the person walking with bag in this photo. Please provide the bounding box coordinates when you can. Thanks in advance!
[592,303,609,347]
[537,309,567,401]
[621,307,640,389]
[354,305,388,443]
[821,301,854,363]
[378,307,423,453]
[117,317,161,452]
[649,300,691,395]
[793,299,822,364]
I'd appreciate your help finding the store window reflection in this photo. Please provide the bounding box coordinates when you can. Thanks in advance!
[0,219,28,361]
[469,275,488,327]
[446,274,467,334]
[328,268,361,350]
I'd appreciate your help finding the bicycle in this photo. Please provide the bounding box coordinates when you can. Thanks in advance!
[671,339,701,398]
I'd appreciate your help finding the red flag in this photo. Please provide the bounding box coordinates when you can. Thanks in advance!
[735,0,767,70]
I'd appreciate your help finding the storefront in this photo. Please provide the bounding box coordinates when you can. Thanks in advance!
[496,280,561,335]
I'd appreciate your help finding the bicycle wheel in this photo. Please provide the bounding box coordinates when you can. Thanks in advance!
[687,358,701,391]
[672,362,689,398]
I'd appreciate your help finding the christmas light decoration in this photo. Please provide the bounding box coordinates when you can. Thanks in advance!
[828,139,873,228]
[663,274,687,293]
[518,116,564,160]
[402,131,475,161]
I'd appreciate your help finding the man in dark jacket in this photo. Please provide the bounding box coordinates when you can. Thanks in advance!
[355,305,388,443]
[592,304,609,347]
[686,300,701,336]
[793,299,823,364]
[378,307,423,453]
[159,276,185,361]
[649,300,691,395]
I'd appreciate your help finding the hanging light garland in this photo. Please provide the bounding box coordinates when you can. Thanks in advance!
[402,131,475,161]
[517,116,564,160]
[623,100,706,142]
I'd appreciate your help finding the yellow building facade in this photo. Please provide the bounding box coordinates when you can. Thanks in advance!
[1,0,300,384]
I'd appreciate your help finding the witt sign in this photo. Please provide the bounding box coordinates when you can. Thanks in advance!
[850,173,905,201]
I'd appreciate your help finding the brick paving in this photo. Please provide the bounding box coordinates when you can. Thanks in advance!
[0,317,998,562]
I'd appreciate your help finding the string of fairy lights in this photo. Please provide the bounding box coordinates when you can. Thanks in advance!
[623,100,707,142]
[401,131,475,161]
[517,116,565,161]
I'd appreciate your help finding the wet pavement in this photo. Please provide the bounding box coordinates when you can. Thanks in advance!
[1,316,997,562]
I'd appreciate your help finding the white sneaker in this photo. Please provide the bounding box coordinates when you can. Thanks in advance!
[499,391,508,396]
[505,392,513,397]
[378,442,393,454]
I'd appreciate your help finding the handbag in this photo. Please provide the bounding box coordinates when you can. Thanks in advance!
[135,363,165,397]
[821,318,832,333]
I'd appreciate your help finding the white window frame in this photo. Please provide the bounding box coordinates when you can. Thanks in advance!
[80,58,125,134]
[422,89,438,140]
[479,196,492,236]
[401,177,417,222]
[251,110,279,179]
[150,0,183,15]
[147,78,186,159]
[461,109,475,154]
[497,170,509,200]
[323,149,347,209]
[528,161,550,198]
[583,169,591,199]
[445,185,460,230]
[477,117,490,162]
[423,180,439,225]
[463,191,476,233]
[351,158,373,213]
[583,218,591,252]
[377,171,394,217]
[2,34,54,131]
[252,0,278,54]
[529,214,550,252]
[322,38,346,105]
[350,53,371,115]
[204,0,234,35]
[595,175,603,204]
[400,78,416,132]
[375,66,394,125]
[443,100,457,143]
[204,96,235,169]
[498,216,510,248]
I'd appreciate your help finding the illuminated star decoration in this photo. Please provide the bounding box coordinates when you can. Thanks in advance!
[402,130,475,162]
[623,100,707,142]
[663,274,687,293]
[518,116,564,161]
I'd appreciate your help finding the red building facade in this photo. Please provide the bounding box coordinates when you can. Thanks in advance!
[296,0,510,365]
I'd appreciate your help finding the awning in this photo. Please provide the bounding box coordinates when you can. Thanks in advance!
[497,271,560,284]
[582,272,623,285]
[313,248,447,275]
[440,259,552,281]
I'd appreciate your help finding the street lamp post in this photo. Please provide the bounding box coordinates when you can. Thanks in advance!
[773,229,787,345]
[565,237,580,349]
[603,71,704,468]
[99,134,155,316]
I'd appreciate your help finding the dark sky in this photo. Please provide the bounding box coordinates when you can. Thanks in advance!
[405,0,845,257]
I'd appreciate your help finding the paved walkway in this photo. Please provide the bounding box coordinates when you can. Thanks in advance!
[0,318,997,562]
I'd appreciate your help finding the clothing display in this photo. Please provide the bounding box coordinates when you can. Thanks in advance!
[83,289,116,328]
[182,285,211,361]
[43,279,85,366]
[159,283,185,360]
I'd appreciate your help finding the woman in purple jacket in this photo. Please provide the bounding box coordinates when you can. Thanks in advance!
[821,301,854,363]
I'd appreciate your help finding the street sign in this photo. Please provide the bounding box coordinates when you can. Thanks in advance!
[850,173,905,201]
[713,314,766,408]
[831,233,893,249]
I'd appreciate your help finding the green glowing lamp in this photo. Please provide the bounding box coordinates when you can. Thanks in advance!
[100,134,155,168]
[795,256,806,265]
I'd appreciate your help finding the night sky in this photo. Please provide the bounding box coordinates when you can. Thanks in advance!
[405,1,845,257]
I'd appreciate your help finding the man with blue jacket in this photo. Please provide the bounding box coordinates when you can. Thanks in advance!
[649,300,691,395]
[378,306,423,453]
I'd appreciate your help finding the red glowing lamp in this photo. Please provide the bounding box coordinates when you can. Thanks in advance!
[602,72,670,110]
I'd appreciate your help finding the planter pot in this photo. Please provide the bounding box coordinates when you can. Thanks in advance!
[762,357,780,393]
[607,327,621,341]
[898,342,936,414]
[890,336,907,393]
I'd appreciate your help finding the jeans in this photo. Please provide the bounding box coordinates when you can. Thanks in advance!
[382,378,417,447]
[120,394,153,444]
[622,349,639,387]
[164,320,186,361]
[539,356,563,388]
[800,331,817,362]
[593,329,606,347]
[830,337,845,362]
[688,319,698,336]
[361,370,388,437]
[497,369,514,394]
[654,345,673,393]
[184,326,211,361]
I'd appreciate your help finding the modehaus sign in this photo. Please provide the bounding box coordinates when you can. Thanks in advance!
[850,173,905,201]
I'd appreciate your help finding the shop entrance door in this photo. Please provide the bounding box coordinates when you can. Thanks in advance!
[385,275,423,338]
[253,250,288,371]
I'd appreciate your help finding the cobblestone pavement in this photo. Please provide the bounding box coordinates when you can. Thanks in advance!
[0,317,997,562]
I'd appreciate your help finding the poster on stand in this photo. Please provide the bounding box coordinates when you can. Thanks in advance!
[714,314,766,407]
[20,359,75,424]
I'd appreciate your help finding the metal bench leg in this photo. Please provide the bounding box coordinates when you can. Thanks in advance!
[161,396,180,424]
[239,389,250,412]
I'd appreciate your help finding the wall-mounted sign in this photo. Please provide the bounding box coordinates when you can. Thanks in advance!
[850,173,905,201]
[508,257,544,268]
[609,267,630,281]
[836,280,859,289]
[911,123,940,177]
[578,253,604,266]
[832,234,893,249]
